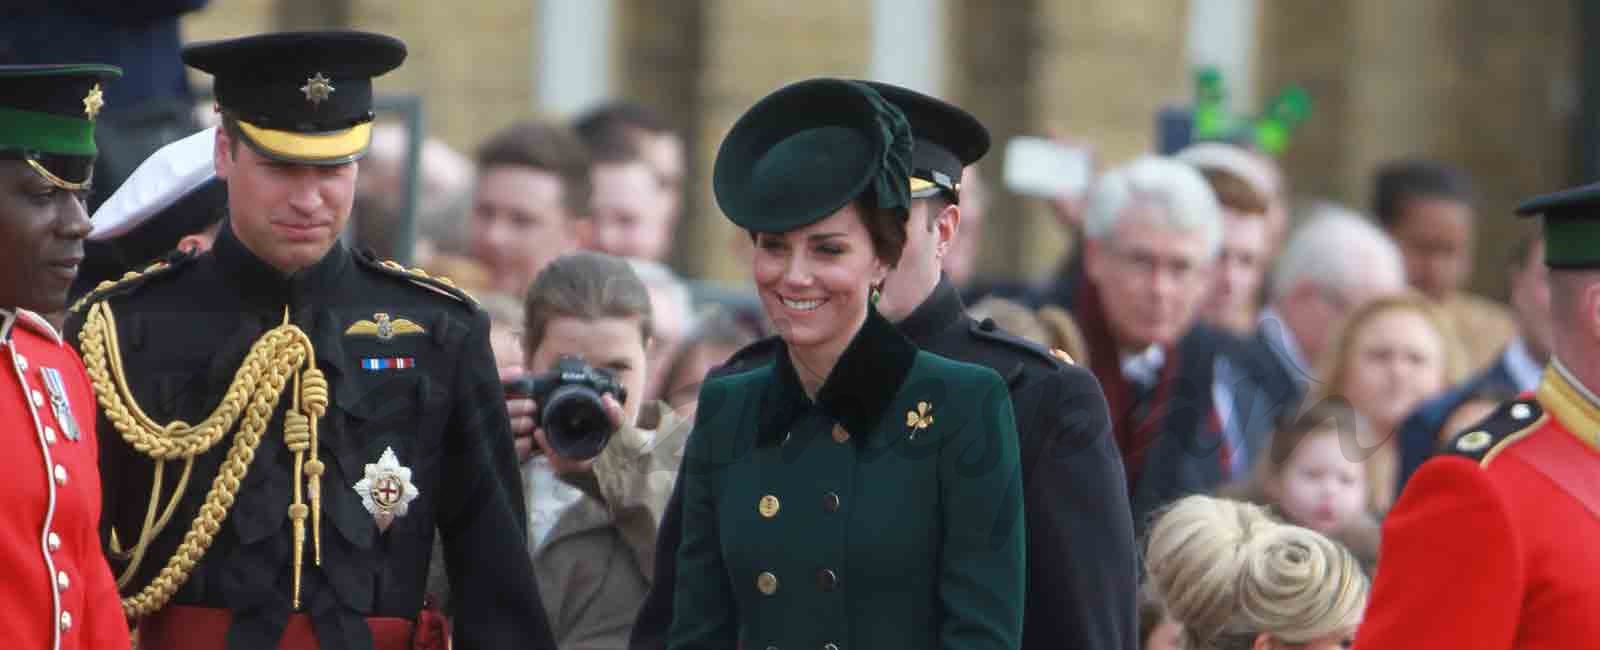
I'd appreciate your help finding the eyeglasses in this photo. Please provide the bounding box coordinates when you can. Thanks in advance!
[1105,245,1208,286]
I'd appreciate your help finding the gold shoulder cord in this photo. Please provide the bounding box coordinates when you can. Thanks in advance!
[80,299,328,618]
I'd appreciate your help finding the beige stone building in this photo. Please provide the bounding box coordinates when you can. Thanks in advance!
[183,0,1580,299]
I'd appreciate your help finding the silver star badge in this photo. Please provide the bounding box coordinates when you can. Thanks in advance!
[300,72,335,106]
[353,447,419,532]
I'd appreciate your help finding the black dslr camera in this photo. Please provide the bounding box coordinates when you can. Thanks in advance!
[504,356,628,461]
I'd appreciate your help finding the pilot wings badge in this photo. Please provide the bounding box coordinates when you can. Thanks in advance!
[353,447,420,533]
[345,312,426,342]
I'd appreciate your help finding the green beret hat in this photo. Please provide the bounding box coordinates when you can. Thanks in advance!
[0,63,123,189]
[713,78,914,233]
[1515,181,1600,269]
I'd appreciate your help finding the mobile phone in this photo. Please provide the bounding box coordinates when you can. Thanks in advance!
[1002,136,1092,199]
[1156,106,1194,155]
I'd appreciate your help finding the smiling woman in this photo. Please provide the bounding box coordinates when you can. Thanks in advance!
[667,77,1026,650]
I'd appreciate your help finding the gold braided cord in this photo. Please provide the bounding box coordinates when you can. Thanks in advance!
[113,458,195,589]
[79,300,327,618]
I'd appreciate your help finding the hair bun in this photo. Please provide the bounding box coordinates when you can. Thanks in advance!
[1144,496,1369,649]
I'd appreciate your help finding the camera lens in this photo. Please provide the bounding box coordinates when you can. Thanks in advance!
[541,384,614,460]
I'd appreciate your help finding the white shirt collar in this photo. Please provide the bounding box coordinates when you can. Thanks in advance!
[1120,344,1165,387]
[1503,338,1543,393]
[523,456,585,549]
[0,307,14,344]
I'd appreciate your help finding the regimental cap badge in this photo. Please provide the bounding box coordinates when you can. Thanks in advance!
[82,84,104,120]
[353,446,420,533]
[345,312,425,342]
[300,72,335,106]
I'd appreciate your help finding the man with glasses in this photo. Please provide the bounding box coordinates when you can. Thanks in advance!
[1070,155,1239,532]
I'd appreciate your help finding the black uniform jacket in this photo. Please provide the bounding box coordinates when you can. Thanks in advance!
[632,276,1138,650]
[65,226,555,650]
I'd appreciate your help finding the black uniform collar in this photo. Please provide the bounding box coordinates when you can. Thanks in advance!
[212,217,351,311]
[758,303,918,446]
[896,273,968,345]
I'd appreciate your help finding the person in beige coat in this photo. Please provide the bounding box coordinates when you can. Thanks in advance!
[428,252,685,647]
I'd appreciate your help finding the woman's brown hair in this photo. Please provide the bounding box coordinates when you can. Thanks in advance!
[521,252,655,360]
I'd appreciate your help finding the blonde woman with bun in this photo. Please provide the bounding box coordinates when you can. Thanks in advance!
[1144,495,1369,650]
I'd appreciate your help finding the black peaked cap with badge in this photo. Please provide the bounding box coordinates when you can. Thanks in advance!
[183,30,406,166]
[857,80,989,200]
[631,80,1138,650]
[0,64,122,189]
[1515,181,1600,269]
[65,30,558,650]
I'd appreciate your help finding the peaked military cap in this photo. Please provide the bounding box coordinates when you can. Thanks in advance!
[183,30,407,166]
[1515,181,1600,269]
[713,78,913,233]
[0,64,123,190]
[858,81,989,200]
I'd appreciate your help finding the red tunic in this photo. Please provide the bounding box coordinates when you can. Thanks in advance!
[0,309,130,649]
[1355,362,1600,650]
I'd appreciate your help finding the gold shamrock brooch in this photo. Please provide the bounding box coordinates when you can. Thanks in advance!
[905,401,934,439]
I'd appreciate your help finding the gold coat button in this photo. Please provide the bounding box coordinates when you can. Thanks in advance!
[818,568,839,592]
[823,492,841,513]
[831,425,850,444]
[759,495,780,518]
[757,571,779,595]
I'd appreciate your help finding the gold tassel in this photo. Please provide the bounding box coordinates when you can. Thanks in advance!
[300,368,329,567]
[282,307,311,610]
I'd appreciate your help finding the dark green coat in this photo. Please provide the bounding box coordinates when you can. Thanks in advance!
[668,307,1025,650]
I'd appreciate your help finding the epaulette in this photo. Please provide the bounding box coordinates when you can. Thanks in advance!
[708,335,781,380]
[1440,397,1544,465]
[353,249,478,308]
[969,317,1074,369]
[67,250,196,314]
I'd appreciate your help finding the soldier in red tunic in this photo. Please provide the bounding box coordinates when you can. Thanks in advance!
[1355,182,1600,649]
[0,64,133,649]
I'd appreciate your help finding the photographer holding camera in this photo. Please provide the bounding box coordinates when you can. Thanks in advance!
[433,251,685,649]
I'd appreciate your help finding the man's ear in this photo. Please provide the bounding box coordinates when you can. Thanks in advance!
[936,202,962,257]
[1082,238,1107,284]
[213,126,234,180]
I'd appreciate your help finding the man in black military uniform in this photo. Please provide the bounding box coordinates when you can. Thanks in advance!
[65,31,555,650]
[630,82,1138,650]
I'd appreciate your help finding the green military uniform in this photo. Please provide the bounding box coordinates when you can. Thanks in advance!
[667,78,1026,650]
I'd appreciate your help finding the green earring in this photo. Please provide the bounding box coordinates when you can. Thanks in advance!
[870,286,882,305]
